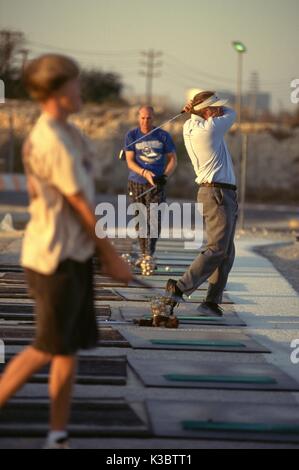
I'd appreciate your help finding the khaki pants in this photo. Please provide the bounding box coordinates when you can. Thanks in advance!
[177,187,238,304]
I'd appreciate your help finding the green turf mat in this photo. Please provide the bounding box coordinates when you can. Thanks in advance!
[144,315,222,322]
[182,421,299,434]
[164,374,277,384]
[151,339,246,348]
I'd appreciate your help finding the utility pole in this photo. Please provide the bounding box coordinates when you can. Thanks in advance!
[0,30,25,75]
[249,71,259,121]
[232,41,247,126]
[19,48,30,73]
[139,49,163,105]
[239,133,249,230]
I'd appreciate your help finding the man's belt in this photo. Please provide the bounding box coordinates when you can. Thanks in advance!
[199,182,237,191]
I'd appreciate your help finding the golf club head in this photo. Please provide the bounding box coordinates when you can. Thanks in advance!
[131,276,184,304]
[119,149,126,161]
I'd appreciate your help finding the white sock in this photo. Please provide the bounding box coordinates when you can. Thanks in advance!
[47,431,68,444]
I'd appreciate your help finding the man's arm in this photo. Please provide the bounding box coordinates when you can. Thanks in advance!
[125,151,156,186]
[65,191,132,283]
[211,107,236,135]
[164,152,177,177]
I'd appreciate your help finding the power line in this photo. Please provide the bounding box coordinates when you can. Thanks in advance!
[164,61,229,87]
[27,40,139,57]
[165,53,238,84]
[165,52,294,87]
[161,69,209,89]
[24,40,295,89]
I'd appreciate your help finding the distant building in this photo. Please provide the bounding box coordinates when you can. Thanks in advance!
[218,90,271,115]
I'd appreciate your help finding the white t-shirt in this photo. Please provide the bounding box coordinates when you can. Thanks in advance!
[21,113,96,275]
[183,108,237,186]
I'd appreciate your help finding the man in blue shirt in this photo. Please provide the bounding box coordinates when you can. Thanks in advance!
[125,106,177,267]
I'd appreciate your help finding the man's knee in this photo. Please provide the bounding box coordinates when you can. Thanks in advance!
[203,245,226,261]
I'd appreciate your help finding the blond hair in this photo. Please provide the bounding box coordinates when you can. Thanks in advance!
[23,54,80,102]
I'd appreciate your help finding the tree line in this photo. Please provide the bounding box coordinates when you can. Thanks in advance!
[0,29,124,103]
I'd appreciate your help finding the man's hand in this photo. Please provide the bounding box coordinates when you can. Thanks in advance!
[183,100,194,114]
[153,175,168,187]
[100,249,133,284]
[143,170,156,186]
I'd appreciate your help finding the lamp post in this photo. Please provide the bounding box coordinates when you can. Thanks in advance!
[232,41,247,126]
[232,41,247,230]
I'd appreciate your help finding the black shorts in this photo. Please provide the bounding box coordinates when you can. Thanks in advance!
[25,257,98,356]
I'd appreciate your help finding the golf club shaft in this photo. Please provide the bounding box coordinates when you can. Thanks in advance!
[128,111,185,148]
[136,184,157,199]
[131,276,184,303]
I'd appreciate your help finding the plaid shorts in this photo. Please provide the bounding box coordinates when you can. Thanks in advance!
[128,180,166,256]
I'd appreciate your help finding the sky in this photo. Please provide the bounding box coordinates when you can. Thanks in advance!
[0,0,298,111]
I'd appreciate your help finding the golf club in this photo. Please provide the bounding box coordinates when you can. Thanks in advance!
[136,184,157,199]
[131,275,184,304]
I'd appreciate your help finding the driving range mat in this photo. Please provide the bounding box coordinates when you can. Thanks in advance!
[0,304,112,322]
[1,355,127,385]
[0,265,23,273]
[0,272,25,280]
[0,326,130,347]
[119,328,270,353]
[0,286,124,301]
[156,259,199,266]
[120,306,245,327]
[0,398,149,437]
[129,358,298,391]
[146,400,299,443]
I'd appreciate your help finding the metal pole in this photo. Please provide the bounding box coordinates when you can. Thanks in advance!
[140,50,162,106]
[236,52,243,126]
[146,49,154,105]
[239,133,248,230]
[236,52,243,208]
[8,110,15,173]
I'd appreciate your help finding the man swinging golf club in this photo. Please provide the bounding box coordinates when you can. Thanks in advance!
[125,106,177,270]
[165,90,238,317]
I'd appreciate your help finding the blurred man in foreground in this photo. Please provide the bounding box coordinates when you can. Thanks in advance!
[0,54,132,449]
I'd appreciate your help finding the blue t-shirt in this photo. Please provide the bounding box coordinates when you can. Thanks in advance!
[125,127,176,184]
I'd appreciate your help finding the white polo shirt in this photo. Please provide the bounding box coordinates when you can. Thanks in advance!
[21,113,96,275]
[183,107,237,186]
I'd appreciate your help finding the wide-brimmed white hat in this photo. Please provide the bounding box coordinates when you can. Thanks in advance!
[187,88,228,112]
